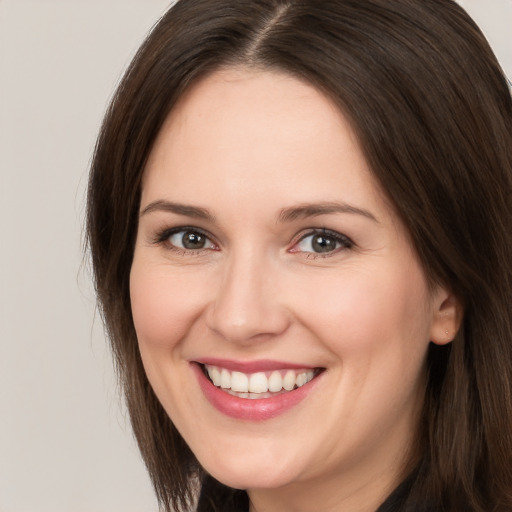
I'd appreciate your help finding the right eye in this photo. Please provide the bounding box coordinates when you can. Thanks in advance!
[157,228,217,253]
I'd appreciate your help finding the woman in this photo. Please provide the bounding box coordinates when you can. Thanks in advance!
[87,0,512,510]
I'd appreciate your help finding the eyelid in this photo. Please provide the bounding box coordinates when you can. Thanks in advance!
[153,225,218,251]
[150,225,353,258]
[289,228,354,256]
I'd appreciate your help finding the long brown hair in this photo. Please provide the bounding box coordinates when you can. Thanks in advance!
[87,0,512,510]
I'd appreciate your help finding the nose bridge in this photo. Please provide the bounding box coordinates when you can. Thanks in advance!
[206,245,289,343]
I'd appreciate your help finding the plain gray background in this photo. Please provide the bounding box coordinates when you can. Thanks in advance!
[0,1,510,511]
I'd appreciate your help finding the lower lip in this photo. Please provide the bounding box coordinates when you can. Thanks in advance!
[192,364,320,421]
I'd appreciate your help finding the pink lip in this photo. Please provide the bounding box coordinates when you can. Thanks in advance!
[194,357,316,373]
[191,362,321,421]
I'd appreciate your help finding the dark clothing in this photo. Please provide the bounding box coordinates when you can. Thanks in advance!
[375,470,436,512]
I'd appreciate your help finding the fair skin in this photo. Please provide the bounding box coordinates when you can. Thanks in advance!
[130,68,459,512]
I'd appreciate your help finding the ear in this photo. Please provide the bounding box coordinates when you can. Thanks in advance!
[429,287,463,345]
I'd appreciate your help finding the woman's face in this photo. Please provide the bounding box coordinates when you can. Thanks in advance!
[130,69,452,508]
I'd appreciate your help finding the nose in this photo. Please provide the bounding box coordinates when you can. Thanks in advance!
[205,251,290,344]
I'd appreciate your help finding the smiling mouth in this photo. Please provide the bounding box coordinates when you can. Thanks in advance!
[200,364,323,399]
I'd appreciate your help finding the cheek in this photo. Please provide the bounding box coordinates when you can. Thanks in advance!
[293,261,432,357]
[129,264,206,352]
[129,263,209,418]
[293,263,431,442]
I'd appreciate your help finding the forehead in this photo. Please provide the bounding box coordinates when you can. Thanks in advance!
[141,67,386,218]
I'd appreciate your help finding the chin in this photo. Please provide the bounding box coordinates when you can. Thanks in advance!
[198,449,301,491]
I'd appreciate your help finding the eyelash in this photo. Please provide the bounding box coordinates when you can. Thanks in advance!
[292,228,354,258]
[153,226,218,255]
[152,226,354,258]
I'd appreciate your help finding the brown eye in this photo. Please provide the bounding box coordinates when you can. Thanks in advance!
[295,230,353,255]
[311,234,337,253]
[181,231,206,249]
[167,229,216,251]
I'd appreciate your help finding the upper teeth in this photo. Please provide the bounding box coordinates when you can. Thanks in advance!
[205,365,316,393]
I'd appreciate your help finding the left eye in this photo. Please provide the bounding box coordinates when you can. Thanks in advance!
[294,231,352,254]
[167,229,216,251]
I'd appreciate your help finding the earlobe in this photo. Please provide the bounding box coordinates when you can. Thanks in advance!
[429,289,463,345]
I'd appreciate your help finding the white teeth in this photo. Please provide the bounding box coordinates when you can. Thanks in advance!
[249,372,268,393]
[295,372,306,387]
[283,370,296,391]
[209,366,221,386]
[220,368,231,389]
[268,371,283,392]
[231,371,249,392]
[204,365,317,396]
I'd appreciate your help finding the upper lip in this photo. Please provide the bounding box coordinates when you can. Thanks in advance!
[193,358,319,373]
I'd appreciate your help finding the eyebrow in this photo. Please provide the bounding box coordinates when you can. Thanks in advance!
[140,200,215,221]
[139,199,378,224]
[277,202,379,223]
